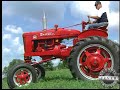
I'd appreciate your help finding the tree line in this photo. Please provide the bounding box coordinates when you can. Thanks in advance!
[2,59,68,77]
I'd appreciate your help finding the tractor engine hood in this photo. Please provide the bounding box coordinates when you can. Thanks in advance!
[23,28,81,39]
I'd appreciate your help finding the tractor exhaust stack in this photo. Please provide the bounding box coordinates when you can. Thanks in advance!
[42,11,47,30]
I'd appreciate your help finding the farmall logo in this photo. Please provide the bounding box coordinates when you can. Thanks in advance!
[40,32,55,36]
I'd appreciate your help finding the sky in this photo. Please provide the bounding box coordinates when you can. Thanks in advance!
[2,1,119,70]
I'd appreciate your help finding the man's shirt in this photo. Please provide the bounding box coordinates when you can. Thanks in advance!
[95,8,108,23]
[97,8,104,18]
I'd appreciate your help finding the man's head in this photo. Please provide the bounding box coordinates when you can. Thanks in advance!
[95,1,102,10]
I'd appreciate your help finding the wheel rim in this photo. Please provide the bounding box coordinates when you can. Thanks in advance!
[77,44,114,80]
[13,68,32,87]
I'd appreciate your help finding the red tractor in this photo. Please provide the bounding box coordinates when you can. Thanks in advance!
[7,16,119,88]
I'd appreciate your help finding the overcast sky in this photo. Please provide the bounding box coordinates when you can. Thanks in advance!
[2,1,119,70]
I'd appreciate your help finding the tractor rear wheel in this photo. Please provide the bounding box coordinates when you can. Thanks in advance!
[68,36,119,80]
[7,63,37,89]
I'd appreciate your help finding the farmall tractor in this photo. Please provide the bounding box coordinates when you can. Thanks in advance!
[7,15,119,88]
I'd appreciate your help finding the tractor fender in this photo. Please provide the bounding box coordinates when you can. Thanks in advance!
[78,29,108,40]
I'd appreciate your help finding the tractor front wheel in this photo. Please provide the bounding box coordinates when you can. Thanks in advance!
[68,36,119,80]
[7,63,37,89]
[33,64,45,79]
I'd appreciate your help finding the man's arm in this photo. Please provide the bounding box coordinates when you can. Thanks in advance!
[93,20,97,23]
[88,20,97,24]
[87,16,97,24]
[88,15,100,19]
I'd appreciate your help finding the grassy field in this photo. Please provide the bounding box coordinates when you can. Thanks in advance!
[2,69,119,89]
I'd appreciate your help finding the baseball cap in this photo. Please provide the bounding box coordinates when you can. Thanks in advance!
[95,1,101,6]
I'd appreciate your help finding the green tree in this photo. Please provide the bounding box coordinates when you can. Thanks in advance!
[2,59,24,76]
[43,61,54,71]
[63,60,68,68]
[57,60,68,69]
[8,59,24,69]
[57,61,64,69]
[2,66,8,76]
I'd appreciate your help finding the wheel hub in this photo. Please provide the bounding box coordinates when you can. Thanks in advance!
[86,54,105,71]
[13,69,32,86]
[16,70,29,85]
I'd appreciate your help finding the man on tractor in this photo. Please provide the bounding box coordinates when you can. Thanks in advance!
[87,1,108,29]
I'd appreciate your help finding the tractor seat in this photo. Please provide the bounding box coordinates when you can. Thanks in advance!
[97,23,108,29]
[92,22,108,31]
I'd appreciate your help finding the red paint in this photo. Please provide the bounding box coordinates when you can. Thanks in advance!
[15,70,30,85]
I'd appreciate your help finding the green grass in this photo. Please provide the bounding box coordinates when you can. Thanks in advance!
[2,69,119,89]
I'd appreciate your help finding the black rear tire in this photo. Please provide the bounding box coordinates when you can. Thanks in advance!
[68,36,119,80]
[114,42,120,84]
[7,63,37,89]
